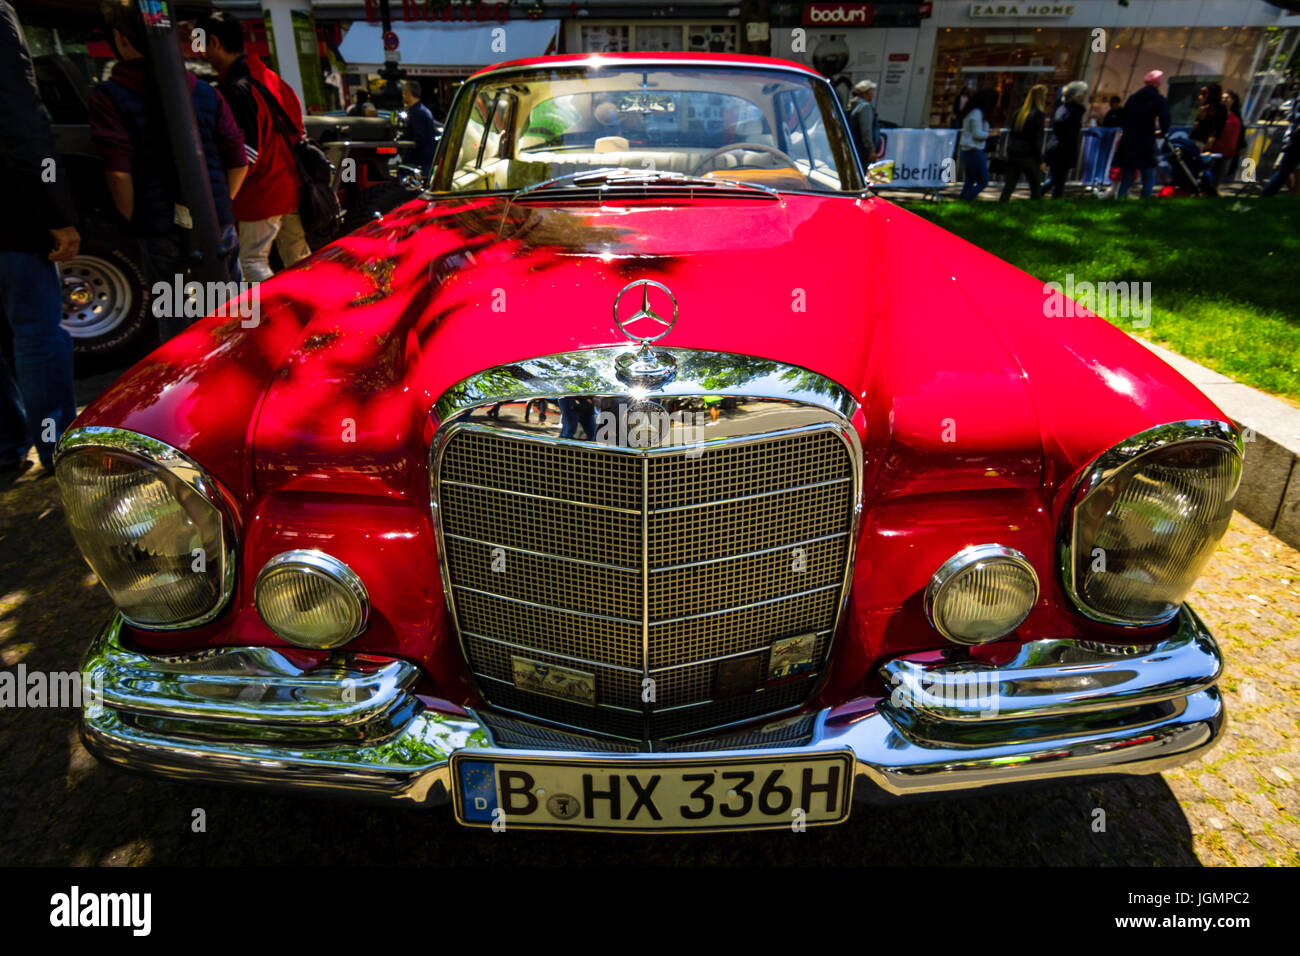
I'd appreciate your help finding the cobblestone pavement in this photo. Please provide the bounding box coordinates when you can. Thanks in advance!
[1,461,1296,866]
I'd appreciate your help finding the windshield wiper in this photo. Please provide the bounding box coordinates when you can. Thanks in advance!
[511,167,779,200]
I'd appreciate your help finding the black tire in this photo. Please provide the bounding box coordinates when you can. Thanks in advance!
[60,235,154,371]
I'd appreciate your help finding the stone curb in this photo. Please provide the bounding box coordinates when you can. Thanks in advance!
[1130,336,1300,551]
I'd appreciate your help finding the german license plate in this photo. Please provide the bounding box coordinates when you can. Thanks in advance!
[451,751,854,833]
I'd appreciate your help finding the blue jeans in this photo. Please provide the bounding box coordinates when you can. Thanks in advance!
[0,252,77,469]
[959,148,989,200]
[1117,166,1155,198]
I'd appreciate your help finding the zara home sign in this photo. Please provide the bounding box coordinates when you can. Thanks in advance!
[969,2,1077,17]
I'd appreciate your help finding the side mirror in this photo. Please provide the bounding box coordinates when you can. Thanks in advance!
[866,159,894,185]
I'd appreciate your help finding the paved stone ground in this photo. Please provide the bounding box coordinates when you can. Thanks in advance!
[1,458,1296,865]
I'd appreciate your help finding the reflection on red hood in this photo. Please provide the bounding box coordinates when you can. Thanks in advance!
[78,191,1226,505]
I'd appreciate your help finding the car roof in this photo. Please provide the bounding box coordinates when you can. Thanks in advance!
[468,52,824,81]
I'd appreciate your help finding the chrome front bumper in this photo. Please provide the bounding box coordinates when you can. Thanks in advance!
[80,609,1225,809]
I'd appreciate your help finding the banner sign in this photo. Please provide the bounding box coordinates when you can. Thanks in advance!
[969,3,1076,18]
[873,128,960,189]
[803,3,874,27]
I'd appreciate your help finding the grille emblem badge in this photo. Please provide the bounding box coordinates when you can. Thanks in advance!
[613,279,678,387]
[614,279,677,343]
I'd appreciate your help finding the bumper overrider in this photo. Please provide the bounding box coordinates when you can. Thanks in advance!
[79,608,1225,824]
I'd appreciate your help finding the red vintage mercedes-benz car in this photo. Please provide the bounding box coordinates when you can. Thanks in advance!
[57,53,1241,833]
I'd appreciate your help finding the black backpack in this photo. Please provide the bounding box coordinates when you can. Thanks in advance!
[249,77,341,236]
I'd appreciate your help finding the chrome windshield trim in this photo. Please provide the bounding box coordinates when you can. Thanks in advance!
[1058,420,1243,628]
[54,425,238,632]
[471,57,829,82]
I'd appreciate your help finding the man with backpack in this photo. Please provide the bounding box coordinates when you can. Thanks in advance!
[194,11,309,281]
[90,0,247,340]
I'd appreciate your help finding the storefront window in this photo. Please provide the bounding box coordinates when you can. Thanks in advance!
[635,26,679,52]
[930,27,1086,127]
[576,22,738,55]
[687,24,738,53]
[1092,26,1270,125]
[580,25,629,53]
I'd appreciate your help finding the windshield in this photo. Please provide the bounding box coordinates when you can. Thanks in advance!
[430,65,863,195]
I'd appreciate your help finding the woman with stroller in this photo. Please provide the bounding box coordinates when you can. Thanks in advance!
[1116,70,1171,199]
[1044,81,1088,198]
[999,84,1048,201]
[957,88,997,200]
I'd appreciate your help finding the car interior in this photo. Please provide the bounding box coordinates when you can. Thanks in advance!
[444,68,850,193]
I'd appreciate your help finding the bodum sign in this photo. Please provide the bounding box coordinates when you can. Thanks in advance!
[802,2,875,27]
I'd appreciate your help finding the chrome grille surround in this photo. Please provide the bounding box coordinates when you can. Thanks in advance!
[430,347,862,748]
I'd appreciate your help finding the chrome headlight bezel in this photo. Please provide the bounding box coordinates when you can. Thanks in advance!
[54,426,238,631]
[924,544,1040,645]
[1060,419,1243,628]
[254,549,369,649]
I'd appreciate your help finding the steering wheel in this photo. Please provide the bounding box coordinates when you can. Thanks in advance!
[689,142,801,176]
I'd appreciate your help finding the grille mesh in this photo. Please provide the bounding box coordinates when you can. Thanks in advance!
[437,423,854,741]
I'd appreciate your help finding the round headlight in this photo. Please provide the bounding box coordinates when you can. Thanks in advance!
[926,545,1039,645]
[254,550,368,649]
[56,429,234,629]
[1065,421,1241,625]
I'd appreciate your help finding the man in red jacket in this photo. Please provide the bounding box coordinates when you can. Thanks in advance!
[194,11,309,281]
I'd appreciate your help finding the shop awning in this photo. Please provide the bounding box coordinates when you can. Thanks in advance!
[338,20,560,75]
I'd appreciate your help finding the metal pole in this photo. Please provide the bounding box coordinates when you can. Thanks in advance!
[140,0,224,284]
[376,0,405,111]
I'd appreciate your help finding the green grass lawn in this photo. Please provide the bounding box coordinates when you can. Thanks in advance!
[897,198,1300,405]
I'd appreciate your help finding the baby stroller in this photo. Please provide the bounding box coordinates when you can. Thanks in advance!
[1158,131,1218,196]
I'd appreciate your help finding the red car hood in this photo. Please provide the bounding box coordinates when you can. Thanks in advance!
[82,192,1224,502]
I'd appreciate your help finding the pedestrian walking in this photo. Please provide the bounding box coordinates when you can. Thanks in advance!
[90,0,247,340]
[1044,80,1087,198]
[848,80,880,166]
[999,84,1047,202]
[1116,70,1171,199]
[195,11,310,282]
[1260,100,1300,197]
[400,80,437,172]
[0,0,79,476]
[949,87,972,130]
[958,89,996,200]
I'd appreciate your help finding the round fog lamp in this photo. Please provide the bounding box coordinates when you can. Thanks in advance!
[925,545,1039,645]
[254,550,368,649]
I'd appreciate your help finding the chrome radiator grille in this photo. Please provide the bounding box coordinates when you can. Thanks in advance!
[436,424,855,743]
